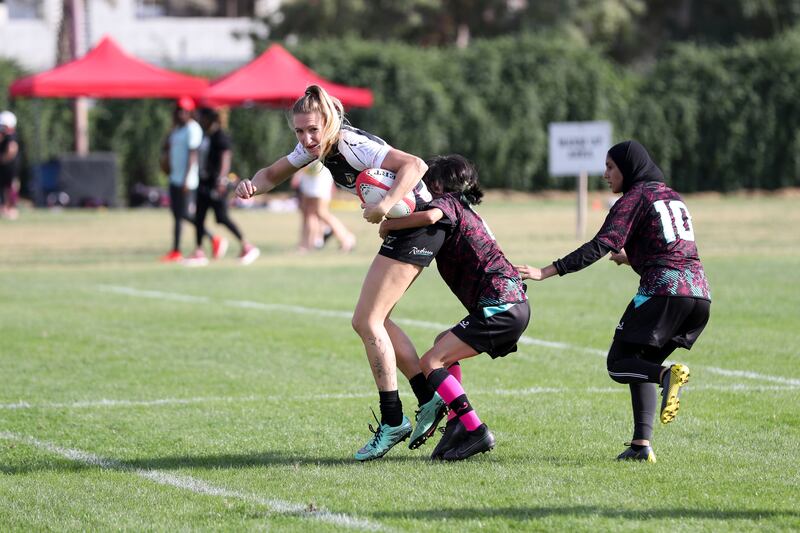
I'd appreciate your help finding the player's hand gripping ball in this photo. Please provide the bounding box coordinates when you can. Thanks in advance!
[355,168,416,219]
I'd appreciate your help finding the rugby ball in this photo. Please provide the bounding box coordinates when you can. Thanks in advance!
[355,168,416,219]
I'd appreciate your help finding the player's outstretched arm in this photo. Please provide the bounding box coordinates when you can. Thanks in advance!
[236,156,296,199]
[378,209,443,239]
[515,263,558,281]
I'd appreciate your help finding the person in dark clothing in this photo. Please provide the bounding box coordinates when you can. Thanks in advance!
[0,111,20,220]
[159,98,221,263]
[379,155,530,461]
[191,108,259,266]
[516,140,711,463]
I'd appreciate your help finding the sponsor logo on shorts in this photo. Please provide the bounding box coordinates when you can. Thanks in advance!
[616,321,624,331]
[382,236,396,250]
[409,247,434,256]
[459,320,469,329]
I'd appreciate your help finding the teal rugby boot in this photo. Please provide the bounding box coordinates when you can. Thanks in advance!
[408,393,447,450]
[354,414,412,461]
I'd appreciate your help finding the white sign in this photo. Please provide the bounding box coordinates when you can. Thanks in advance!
[548,121,612,176]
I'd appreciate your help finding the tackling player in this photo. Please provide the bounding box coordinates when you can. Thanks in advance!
[516,140,711,462]
[379,154,530,460]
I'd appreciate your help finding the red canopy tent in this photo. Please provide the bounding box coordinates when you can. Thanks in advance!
[201,44,373,108]
[8,36,209,206]
[9,36,208,99]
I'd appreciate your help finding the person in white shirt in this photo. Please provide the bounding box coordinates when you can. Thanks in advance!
[291,160,355,253]
[160,97,221,263]
[236,85,447,461]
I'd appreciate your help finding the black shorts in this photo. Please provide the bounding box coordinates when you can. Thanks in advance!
[614,296,710,349]
[377,223,447,267]
[450,300,531,359]
[0,169,13,189]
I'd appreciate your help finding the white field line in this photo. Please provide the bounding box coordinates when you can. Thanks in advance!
[700,367,800,386]
[225,299,583,353]
[97,285,210,303]
[96,285,798,386]
[0,431,384,531]
[0,392,372,410]
[2,383,797,411]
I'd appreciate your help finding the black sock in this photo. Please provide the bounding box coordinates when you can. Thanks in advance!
[409,372,434,405]
[378,390,403,427]
[426,368,451,391]
[630,383,657,442]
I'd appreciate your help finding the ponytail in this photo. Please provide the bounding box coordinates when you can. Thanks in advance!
[461,183,484,206]
[292,84,344,162]
[423,154,484,206]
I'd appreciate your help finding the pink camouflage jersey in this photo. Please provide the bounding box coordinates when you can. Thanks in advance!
[596,181,711,300]
[430,193,528,313]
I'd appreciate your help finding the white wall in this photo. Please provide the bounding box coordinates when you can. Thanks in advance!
[0,0,62,70]
[0,0,270,72]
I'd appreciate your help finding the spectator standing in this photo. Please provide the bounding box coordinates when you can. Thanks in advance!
[0,111,20,220]
[160,97,223,263]
[186,107,259,266]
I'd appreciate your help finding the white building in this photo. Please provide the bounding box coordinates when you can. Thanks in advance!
[0,0,275,72]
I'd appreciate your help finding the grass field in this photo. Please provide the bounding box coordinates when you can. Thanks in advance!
[1,193,799,531]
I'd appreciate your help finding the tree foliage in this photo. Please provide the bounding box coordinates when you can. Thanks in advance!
[262,0,523,47]
[634,29,800,191]
[263,0,800,62]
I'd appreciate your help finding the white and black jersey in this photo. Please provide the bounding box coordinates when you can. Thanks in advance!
[286,125,432,208]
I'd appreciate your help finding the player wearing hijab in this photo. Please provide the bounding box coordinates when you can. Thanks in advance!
[516,140,711,462]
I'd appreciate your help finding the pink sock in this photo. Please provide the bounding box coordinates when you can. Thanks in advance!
[436,375,481,431]
[458,411,482,432]
[446,365,462,420]
[447,364,462,382]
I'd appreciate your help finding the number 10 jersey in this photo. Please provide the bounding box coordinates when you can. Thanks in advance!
[596,181,711,300]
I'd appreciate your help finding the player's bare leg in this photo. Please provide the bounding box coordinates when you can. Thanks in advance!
[385,318,447,449]
[352,256,421,391]
[351,256,420,460]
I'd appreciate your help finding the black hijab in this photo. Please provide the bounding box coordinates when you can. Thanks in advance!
[607,140,665,193]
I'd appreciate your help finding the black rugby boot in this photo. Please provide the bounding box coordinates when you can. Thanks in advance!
[430,417,465,460]
[441,423,495,461]
[616,442,656,462]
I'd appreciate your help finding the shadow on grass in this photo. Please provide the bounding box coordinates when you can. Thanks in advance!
[2,450,424,474]
[123,450,423,470]
[370,506,800,522]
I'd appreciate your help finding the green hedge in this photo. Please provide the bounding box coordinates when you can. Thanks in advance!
[290,34,635,191]
[632,30,800,191]
[2,30,800,203]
